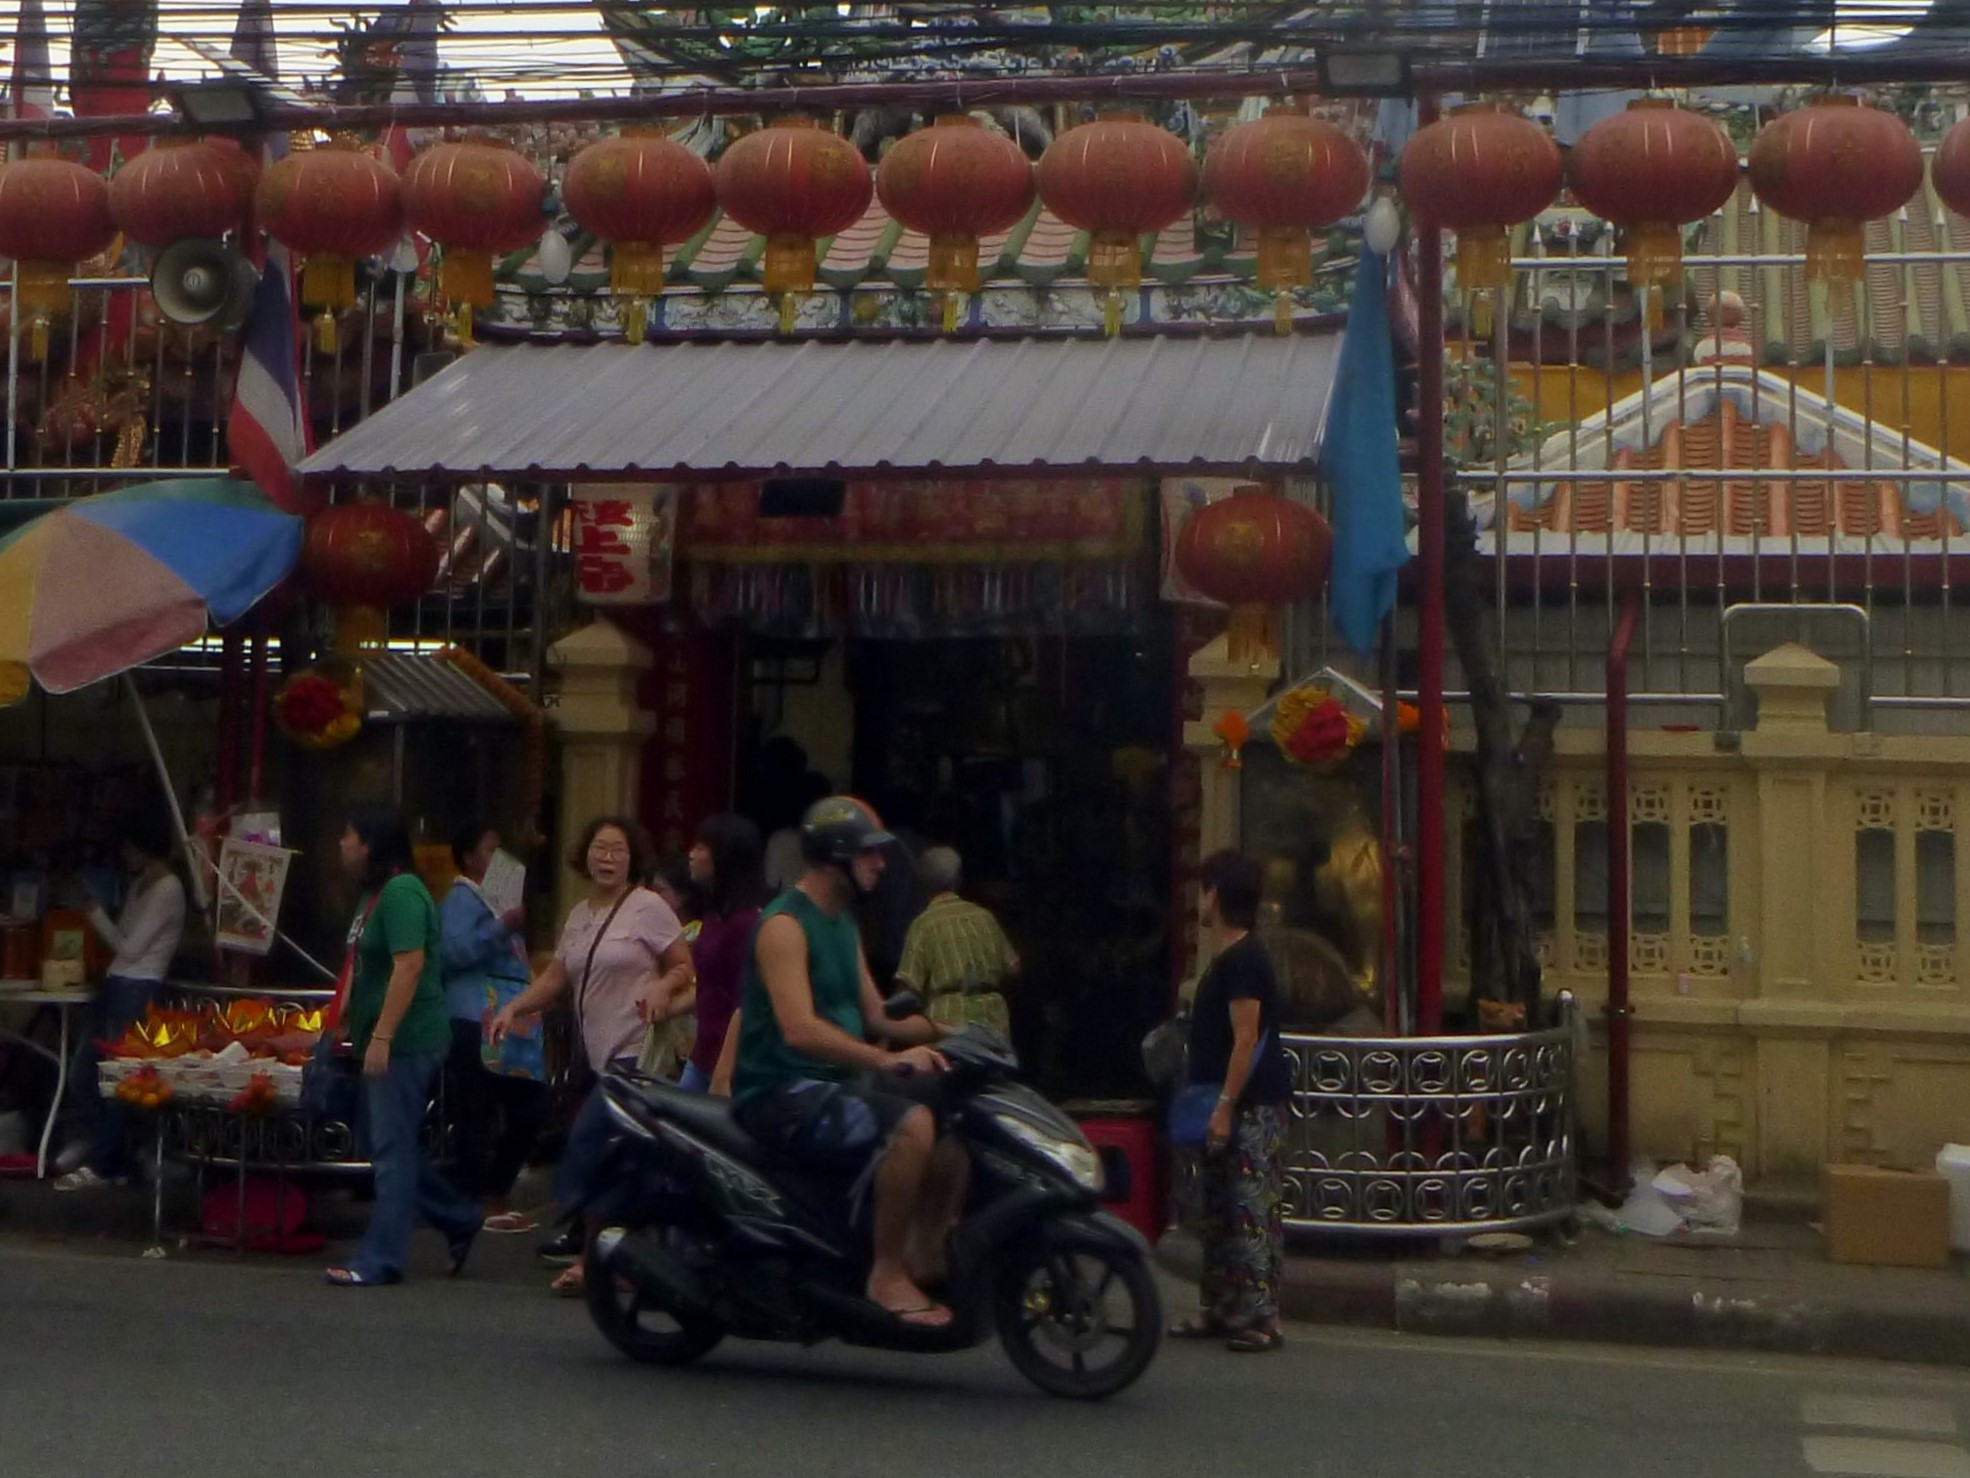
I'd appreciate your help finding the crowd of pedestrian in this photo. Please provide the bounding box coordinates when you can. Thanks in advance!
[35,740,1282,1355]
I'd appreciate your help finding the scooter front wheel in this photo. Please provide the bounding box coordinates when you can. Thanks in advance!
[584,1232,726,1366]
[995,1241,1161,1399]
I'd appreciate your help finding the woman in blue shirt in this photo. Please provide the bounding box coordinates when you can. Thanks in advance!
[440,821,547,1235]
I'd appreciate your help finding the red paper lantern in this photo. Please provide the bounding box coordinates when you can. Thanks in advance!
[0,156,116,358]
[256,141,403,349]
[108,138,253,248]
[876,114,1034,324]
[1204,106,1370,331]
[1934,116,1970,222]
[301,500,441,651]
[715,117,873,332]
[1036,111,1198,333]
[1174,484,1333,665]
[563,130,717,343]
[1748,95,1923,292]
[1569,99,1740,324]
[401,138,547,343]
[1398,102,1562,323]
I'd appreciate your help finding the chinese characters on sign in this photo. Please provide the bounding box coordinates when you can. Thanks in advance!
[572,484,678,605]
[654,638,695,855]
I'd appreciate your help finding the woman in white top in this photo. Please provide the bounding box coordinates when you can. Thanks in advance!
[489,815,694,1291]
[57,811,187,1191]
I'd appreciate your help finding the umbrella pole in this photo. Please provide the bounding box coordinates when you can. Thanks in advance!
[247,631,270,805]
[216,633,242,825]
[125,674,209,913]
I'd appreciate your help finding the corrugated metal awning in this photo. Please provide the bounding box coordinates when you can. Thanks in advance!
[361,652,519,725]
[298,333,1342,483]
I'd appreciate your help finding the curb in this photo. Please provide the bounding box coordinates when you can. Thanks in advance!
[1155,1231,1970,1367]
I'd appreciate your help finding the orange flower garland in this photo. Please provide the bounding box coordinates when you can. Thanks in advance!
[1272,687,1366,771]
[1211,709,1250,769]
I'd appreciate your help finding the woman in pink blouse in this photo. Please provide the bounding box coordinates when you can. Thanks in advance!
[490,816,695,1292]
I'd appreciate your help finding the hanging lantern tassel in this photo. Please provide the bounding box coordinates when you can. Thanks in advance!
[1256,226,1313,337]
[927,234,982,334]
[1456,224,1511,340]
[1804,217,1864,305]
[439,246,496,349]
[1087,228,1142,338]
[16,261,65,362]
[1624,220,1681,332]
[300,253,359,354]
[762,233,818,336]
[610,241,666,346]
[1224,602,1282,668]
[621,297,649,346]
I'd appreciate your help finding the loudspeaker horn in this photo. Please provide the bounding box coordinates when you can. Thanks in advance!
[150,239,259,329]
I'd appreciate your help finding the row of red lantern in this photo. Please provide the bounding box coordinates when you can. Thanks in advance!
[5,97,1969,358]
[1399,94,1956,331]
[562,108,1366,337]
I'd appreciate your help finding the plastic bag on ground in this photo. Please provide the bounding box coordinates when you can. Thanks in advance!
[1581,1161,1686,1237]
[1650,1155,1744,1236]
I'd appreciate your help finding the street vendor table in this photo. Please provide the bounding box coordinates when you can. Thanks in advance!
[0,981,92,1178]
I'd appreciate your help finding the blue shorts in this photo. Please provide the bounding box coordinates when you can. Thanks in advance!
[734,1072,947,1183]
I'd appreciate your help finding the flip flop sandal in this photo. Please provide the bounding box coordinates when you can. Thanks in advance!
[550,1265,586,1297]
[449,1233,476,1278]
[325,1267,401,1289]
[1225,1326,1284,1353]
[1167,1315,1230,1340]
[483,1211,538,1234]
[882,1302,953,1328]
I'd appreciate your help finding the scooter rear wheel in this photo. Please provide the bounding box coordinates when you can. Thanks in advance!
[995,1242,1161,1399]
[584,1234,726,1366]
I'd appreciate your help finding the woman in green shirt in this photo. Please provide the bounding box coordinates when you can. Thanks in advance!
[325,808,483,1288]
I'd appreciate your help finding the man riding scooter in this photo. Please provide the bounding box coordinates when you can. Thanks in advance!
[730,795,970,1328]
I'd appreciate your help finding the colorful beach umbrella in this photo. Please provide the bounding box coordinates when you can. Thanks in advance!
[0,478,303,702]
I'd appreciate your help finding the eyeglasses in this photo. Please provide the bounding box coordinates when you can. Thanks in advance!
[589,843,631,860]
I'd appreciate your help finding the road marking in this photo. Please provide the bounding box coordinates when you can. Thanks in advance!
[1801,1437,1970,1477]
[1277,1321,1970,1389]
[1804,1396,1961,1437]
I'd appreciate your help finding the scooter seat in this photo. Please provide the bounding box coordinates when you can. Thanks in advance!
[634,1079,768,1163]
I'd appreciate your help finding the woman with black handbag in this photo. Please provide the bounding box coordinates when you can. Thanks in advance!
[1169,849,1292,1352]
[489,815,695,1294]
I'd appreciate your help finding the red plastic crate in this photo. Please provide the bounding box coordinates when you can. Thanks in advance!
[1075,1112,1164,1244]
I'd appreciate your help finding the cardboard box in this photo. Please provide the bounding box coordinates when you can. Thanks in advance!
[1822,1163,1952,1268]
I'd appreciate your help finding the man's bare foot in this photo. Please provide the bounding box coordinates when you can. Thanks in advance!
[868,1271,952,1327]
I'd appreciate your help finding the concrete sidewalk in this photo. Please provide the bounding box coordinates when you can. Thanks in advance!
[1157,1221,1970,1366]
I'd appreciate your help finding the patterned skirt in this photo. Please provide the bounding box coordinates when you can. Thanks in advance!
[1195,1103,1286,1327]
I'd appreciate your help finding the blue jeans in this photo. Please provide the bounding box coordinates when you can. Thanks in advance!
[69,976,161,1177]
[678,1060,711,1095]
[351,1049,481,1281]
[554,1055,639,1215]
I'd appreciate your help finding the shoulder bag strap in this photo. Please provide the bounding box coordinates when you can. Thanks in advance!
[324,891,384,1034]
[572,889,635,1044]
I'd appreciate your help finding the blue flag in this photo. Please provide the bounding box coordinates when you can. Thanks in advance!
[1322,247,1410,656]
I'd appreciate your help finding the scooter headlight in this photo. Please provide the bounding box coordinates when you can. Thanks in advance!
[999,1116,1104,1194]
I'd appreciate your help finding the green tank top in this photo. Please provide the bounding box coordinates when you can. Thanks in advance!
[733,887,866,1105]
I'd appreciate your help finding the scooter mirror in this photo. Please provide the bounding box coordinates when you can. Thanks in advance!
[882,990,924,1021]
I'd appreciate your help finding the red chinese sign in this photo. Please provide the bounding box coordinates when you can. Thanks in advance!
[628,623,735,860]
[683,479,1142,564]
[572,484,678,604]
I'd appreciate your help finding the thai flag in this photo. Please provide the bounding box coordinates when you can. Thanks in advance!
[225,0,312,514]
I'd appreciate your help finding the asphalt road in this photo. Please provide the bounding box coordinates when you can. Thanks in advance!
[6,1233,1970,1478]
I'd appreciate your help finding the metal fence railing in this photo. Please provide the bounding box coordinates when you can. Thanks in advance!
[1275,995,1579,1237]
